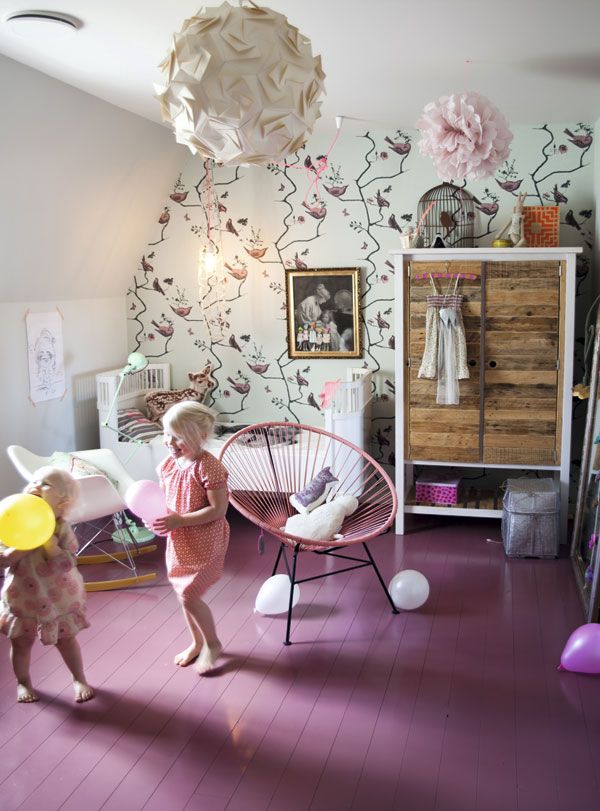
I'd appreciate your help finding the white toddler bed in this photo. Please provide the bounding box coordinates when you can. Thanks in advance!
[96,364,372,484]
[96,363,227,480]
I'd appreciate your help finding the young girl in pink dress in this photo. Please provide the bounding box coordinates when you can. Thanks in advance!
[151,401,230,675]
[0,467,94,703]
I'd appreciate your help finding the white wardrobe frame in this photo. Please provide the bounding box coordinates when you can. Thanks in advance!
[393,247,581,538]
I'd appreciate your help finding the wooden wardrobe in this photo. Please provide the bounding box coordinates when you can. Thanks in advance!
[392,248,580,536]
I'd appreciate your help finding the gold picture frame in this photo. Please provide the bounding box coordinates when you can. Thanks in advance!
[285,268,362,359]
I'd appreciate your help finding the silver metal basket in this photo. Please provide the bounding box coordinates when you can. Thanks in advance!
[502,478,560,558]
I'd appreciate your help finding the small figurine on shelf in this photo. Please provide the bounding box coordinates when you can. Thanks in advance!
[492,192,528,248]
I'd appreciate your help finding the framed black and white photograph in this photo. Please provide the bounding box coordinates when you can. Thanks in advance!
[285,268,362,359]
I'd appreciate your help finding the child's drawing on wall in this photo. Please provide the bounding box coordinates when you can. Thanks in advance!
[26,311,66,403]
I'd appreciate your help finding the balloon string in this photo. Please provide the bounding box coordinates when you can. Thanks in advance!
[271,119,343,214]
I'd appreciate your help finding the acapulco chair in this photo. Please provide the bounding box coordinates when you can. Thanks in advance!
[219,422,398,644]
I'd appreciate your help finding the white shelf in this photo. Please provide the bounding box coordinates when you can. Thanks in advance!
[409,460,560,471]
[406,505,503,519]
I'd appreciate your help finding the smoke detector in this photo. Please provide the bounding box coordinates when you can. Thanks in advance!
[5,11,82,41]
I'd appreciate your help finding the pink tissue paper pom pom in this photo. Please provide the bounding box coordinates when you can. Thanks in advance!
[416,92,513,182]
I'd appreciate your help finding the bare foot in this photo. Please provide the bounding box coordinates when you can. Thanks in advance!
[17,682,39,703]
[195,642,223,675]
[174,643,201,667]
[74,681,95,703]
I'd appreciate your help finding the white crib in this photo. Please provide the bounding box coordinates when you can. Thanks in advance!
[96,363,173,481]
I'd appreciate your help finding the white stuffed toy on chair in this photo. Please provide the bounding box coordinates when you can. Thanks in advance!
[284,494,359,543]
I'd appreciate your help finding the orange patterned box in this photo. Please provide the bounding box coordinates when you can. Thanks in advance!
[523,205,559,247]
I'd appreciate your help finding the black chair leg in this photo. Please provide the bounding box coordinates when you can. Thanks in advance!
[271,542,284,576]
[284,545,300,646]
[363,543,399,614]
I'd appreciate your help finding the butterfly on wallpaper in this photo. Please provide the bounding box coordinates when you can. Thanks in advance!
[262,270,269,277]
[237,218,248,226]
[240,334,250,342]
[164,277,173,285]
[148,252,155,259]
[300,248,309,256]
[342,208,349,217]
[184,214,191,221]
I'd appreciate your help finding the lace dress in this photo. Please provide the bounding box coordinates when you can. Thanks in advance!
[418,277,469,405]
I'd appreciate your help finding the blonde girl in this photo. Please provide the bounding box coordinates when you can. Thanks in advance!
[0,467,94,703]
[152,401,230,675]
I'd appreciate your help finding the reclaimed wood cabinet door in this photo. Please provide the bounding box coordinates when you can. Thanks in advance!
[482,260,562,465]
[405,261,482,462]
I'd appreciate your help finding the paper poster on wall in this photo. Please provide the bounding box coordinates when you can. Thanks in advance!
[25,310,66,403]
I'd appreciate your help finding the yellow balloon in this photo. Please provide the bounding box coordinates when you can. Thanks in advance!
[0,493,56,551]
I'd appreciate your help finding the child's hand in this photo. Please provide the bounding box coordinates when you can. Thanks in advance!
[148,512,183,536]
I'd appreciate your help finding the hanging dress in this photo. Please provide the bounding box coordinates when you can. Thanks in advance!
[418,275,469,404]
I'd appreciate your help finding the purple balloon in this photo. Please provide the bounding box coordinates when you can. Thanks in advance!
[558,623,600,674]
[125,480,167,525]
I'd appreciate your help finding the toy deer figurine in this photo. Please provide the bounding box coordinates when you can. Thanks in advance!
[493,192,528,247]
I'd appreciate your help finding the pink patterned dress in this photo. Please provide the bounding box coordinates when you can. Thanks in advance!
[159,452,230,599]
[0,520,89,645]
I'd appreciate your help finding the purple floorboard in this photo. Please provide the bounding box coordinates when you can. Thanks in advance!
[0,512,598,811]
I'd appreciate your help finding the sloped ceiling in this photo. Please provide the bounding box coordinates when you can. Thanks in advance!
[0,55,184,302]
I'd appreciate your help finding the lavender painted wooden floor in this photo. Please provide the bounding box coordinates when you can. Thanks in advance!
[1,512,599,811]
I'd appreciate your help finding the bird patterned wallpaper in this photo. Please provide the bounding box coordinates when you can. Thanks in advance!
[127,123,594,471]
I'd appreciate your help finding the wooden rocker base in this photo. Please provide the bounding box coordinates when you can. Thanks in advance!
[85,572,157,592]
[77,544,158,565]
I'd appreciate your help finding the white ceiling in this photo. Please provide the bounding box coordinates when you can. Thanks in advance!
[1,0,600,134]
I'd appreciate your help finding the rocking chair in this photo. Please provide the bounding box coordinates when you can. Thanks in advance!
[219,422,398,644]
[6,445,157,591]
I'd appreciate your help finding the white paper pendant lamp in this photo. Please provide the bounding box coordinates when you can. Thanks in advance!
[155,2,326,166]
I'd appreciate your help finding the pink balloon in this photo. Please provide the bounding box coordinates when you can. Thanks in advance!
[125,480,167,525]
[558,623,600,674]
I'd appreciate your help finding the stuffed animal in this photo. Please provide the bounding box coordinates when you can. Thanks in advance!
[283,494,359,542]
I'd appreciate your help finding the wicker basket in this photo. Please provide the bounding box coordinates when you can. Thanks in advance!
[502,478,560,558]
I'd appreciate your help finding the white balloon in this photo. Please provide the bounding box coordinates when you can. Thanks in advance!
[254,574,300,615]
[388,569,430,610]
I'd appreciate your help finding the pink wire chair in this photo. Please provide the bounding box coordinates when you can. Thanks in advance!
[219,422,398,644]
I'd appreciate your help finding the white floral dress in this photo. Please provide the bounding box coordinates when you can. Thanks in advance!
[0,519,89,645]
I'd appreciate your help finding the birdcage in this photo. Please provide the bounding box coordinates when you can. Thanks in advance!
[417,183,475,248]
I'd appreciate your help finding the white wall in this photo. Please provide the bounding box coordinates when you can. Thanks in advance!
[0,56,187,496]
[0,298,127,495]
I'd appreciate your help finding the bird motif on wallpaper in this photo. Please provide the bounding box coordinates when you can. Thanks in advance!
[225,264,248,281]
[474,200,499,217]
[302,201,327,220]
[564,128,593,149]
[565,209,582,231]
[247,362,270,375]
[152,277,165,295]
[324,184,348,198]
[170,305,192,317]
[141,255,154,273]
[225,218,239,236]
[226,377,250,395]
[294,253,308,270]
[307,392,320,410]
[169,191,188,203]
[384,136,411,155]
[375,190,390,208]
[495,178,523,193]
[151,320,174,337]
[552,184,568,204]
[388,213,402,232]
[295,370,309,388]
[158,208,170,225]
[228,334,242,352]
[245,246,267,259]
[376,312,390,330]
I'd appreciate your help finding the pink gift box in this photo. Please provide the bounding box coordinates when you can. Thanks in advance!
[415,474,462,505]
